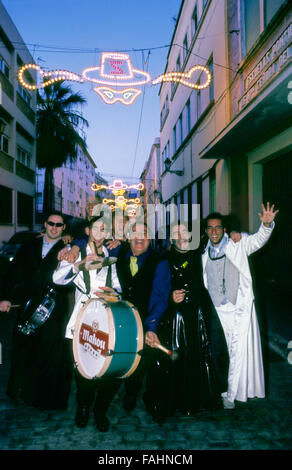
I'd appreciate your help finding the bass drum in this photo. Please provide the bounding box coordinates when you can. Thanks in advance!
[73,298,143,379]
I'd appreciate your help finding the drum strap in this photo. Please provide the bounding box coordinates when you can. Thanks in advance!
[80,246,91,295]
[105,264,112,288]
[80,245,112,293]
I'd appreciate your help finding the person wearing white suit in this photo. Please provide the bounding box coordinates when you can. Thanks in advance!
[202,203,279,409]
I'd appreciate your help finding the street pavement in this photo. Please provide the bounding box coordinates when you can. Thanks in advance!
[0,310,291,455]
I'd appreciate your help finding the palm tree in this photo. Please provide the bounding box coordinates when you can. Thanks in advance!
[36,81,88,214]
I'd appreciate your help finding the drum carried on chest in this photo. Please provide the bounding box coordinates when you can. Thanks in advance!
[73,298,143,379]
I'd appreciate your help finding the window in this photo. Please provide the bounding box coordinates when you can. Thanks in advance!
[173,125,177,154]
[186,99,191,134]
[0,184,12,223]
[196,88,201,119]
[177,192,181,220]
[1,134,9,153]
[208,56,214,102]
[17,192,33,225]
[243,0,260,54]
[176,55,181,72]
[160,95,169,128]
[17,147,32,168]
[69,180,75,193]
[17,84,31,106]
[179,113,183,146]
[191,5,198,39]
[0,56,9,78]
[162,140,170,172]
[242,0,286,56]
[183,34,189,63]
[264,0,286,26]
[35,192,43,213]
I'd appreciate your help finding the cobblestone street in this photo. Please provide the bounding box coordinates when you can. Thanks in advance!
[0,311,291,454]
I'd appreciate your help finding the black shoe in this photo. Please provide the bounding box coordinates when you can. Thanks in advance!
[94,411,109,432]
[75,405,90,428]
[151,406,167,425]
[123,394,136,412]
[152,412,166,425]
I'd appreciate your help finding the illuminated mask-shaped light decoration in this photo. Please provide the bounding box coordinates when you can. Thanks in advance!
[94,87,142,105]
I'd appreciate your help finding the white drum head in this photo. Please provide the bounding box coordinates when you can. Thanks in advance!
[73,298,114,379]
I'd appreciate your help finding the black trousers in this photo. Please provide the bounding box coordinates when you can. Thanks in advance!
[75,371,122,413]
[123,353,148,398]
[75,350,161,413]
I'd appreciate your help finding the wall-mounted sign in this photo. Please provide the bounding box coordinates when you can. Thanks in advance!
[238,23,292,112]
[18,52,211,105]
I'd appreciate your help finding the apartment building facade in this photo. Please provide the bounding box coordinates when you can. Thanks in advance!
[0,1,37,245]
[36,147,106,221]
[159,0,291,284]
[140,137,161,206]
[159,0,230,228]
[201,0,292,284]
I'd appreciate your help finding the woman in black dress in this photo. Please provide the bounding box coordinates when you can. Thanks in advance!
[153,222,229,418]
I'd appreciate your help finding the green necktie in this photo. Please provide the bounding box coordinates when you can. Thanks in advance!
[130,256,138,276]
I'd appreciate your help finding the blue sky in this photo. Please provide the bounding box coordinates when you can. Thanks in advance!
[2,0,182,182]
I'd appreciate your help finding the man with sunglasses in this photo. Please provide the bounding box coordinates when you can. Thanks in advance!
[0,211,73,410]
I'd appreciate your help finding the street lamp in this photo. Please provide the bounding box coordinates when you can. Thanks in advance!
[164,157,184,176]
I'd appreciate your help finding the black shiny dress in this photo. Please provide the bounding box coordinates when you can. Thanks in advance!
[155,246,229,416]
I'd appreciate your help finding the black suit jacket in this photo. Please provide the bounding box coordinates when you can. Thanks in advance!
[2,236,65,306]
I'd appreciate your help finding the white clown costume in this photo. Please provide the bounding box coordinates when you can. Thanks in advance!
[202,222,274,404]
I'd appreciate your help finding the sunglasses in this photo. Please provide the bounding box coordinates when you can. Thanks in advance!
[47,221,64,227]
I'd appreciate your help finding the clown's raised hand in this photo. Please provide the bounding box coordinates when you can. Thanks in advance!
[259,202,279,227]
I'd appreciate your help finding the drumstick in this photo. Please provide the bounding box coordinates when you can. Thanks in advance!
[106,349,143,356]
[154,342,179,361]
[10,304,21,308]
